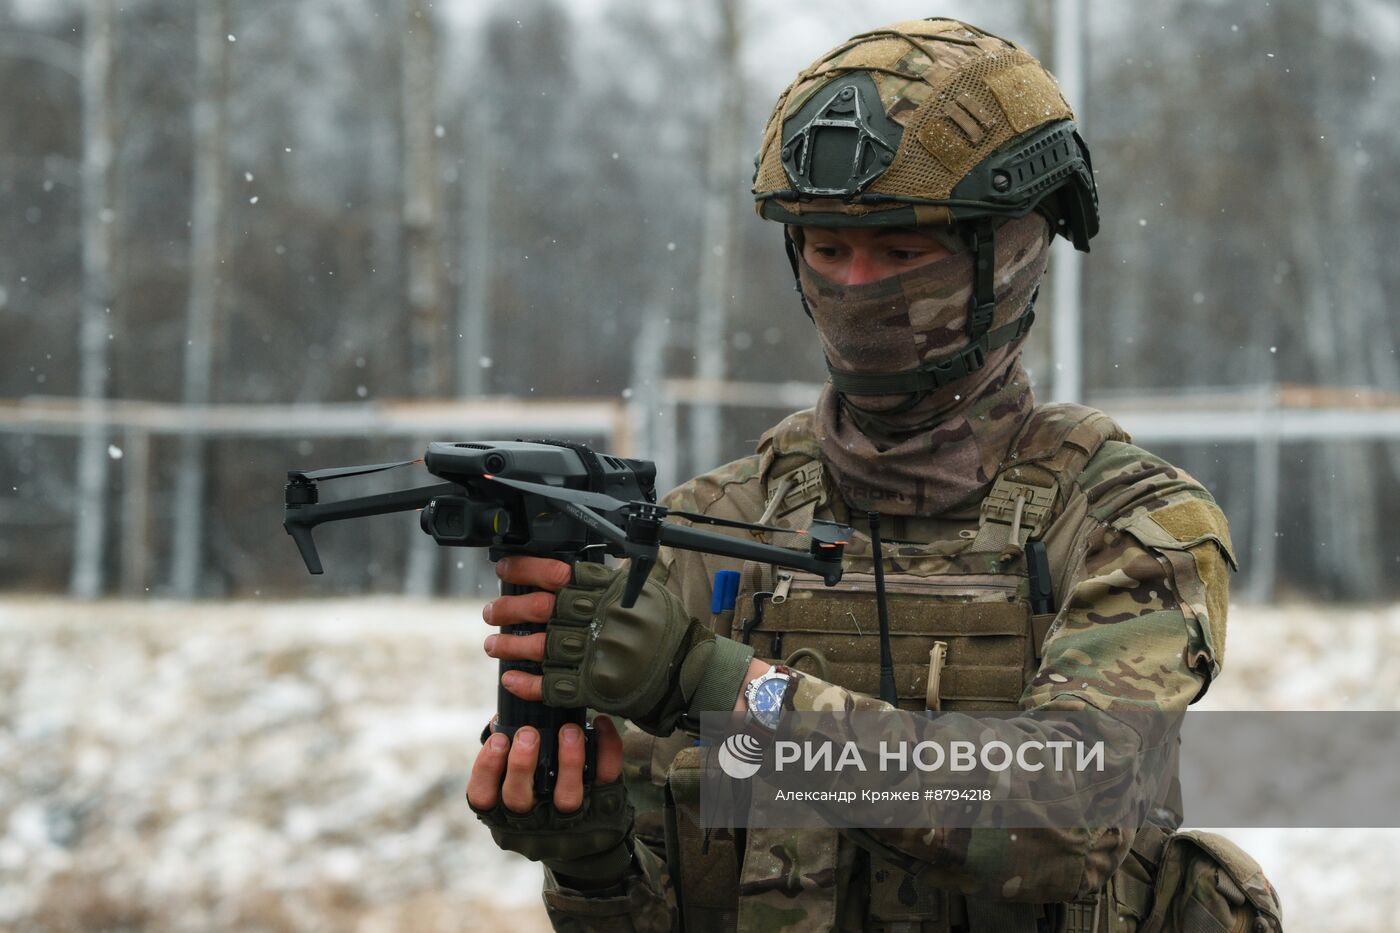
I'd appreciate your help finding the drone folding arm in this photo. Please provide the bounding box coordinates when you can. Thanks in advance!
[284,480,459,574]
[657,523,845,585]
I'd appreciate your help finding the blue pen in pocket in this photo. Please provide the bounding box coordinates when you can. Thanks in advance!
[710,568,741,615]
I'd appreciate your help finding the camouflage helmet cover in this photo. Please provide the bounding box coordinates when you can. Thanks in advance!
[753,18,1099,250]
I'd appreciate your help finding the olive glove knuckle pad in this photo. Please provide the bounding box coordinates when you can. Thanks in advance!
[471,781,634,883]
[543,562,754,734]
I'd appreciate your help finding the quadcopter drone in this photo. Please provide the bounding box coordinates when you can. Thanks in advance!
[283,439,851,606]
[284,439,854,793]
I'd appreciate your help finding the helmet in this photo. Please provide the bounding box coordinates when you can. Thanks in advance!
[753,19,1099,391]
[754,18,1097,245]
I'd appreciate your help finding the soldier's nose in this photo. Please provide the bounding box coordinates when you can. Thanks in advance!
[844,251,885,286]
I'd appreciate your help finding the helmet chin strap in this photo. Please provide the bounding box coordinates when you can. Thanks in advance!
[965,220,997,344]
[787,221,1033,398]
[783,227,816,323]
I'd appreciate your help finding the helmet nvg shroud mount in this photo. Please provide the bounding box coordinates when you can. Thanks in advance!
[753,18,1100,395]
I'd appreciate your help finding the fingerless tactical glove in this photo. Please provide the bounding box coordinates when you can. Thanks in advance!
[472,781,635,887]
[543,562,755,735]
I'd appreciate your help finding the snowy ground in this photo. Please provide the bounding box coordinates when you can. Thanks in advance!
[1192,603,1400,931]
[0,598,1396,932]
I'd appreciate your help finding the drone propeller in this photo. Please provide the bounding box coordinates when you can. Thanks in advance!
[669,509,854,546]
[667,509,781,535]
[804,519,854,546]
[479,473,857,547]
[482,478,854,546]
[480,473,633,513]
[289,459,422,483]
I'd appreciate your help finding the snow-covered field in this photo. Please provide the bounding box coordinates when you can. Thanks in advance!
[0,599,1396,932]
[1193,604,1400,931]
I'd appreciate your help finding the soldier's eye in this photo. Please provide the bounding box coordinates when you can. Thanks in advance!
[889,248,931,261]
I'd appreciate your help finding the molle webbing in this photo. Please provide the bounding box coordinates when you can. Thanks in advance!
[971,403,1128,557]
[757,586,1030,711]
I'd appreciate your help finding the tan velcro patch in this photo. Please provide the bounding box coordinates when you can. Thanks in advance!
[917,111,980,176]
[984,61,1073,133]
[955,90,1000,135]
[911,204,956,225]
[945,98,986,144]
[1150,497,1235,670]
[1187,541,1230,668]
[1152,498,1237,567]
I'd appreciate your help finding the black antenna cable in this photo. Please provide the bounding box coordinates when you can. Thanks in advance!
[868,511,898,706]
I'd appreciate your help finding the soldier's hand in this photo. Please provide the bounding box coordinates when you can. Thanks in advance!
[466,716,624,814]
[483,557,756,736]
[480,556,572,697]
[467,717,635,888]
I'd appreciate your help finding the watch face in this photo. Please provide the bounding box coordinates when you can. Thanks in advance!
[750,675,788,729]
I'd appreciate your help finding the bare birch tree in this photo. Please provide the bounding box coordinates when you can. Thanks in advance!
[170,0,230,597]
[1049,0,1085,403]
[456,88,493,400]
[688,0,743,477]
[1273,5,1382,600]
[401,0,445,595]
[70,0,116,600]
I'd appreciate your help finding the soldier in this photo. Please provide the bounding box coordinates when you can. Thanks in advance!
[467,17,1283,933]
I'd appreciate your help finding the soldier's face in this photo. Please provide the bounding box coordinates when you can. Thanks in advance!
[801,226,954,286]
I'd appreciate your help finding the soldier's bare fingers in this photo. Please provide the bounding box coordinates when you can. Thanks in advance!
[501,669,545,702]
[552,724,586,814]
[484,632,547,662]
[482,591,555,627]
[466,730,510,810]
[500,727,540,813]
[495,556,573,590]
[593,715,624,784]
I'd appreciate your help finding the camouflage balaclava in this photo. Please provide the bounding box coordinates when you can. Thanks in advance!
[809,212,1050,516]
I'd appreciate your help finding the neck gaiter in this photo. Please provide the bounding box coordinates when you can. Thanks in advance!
[805,212,1051,516]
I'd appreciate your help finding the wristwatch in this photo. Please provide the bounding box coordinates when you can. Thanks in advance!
[743,668,792,733]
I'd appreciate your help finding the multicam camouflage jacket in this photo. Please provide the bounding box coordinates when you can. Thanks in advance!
[538,402,1282,933]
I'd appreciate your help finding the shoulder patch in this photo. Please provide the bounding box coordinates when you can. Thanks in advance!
[1152,497,1236,564]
